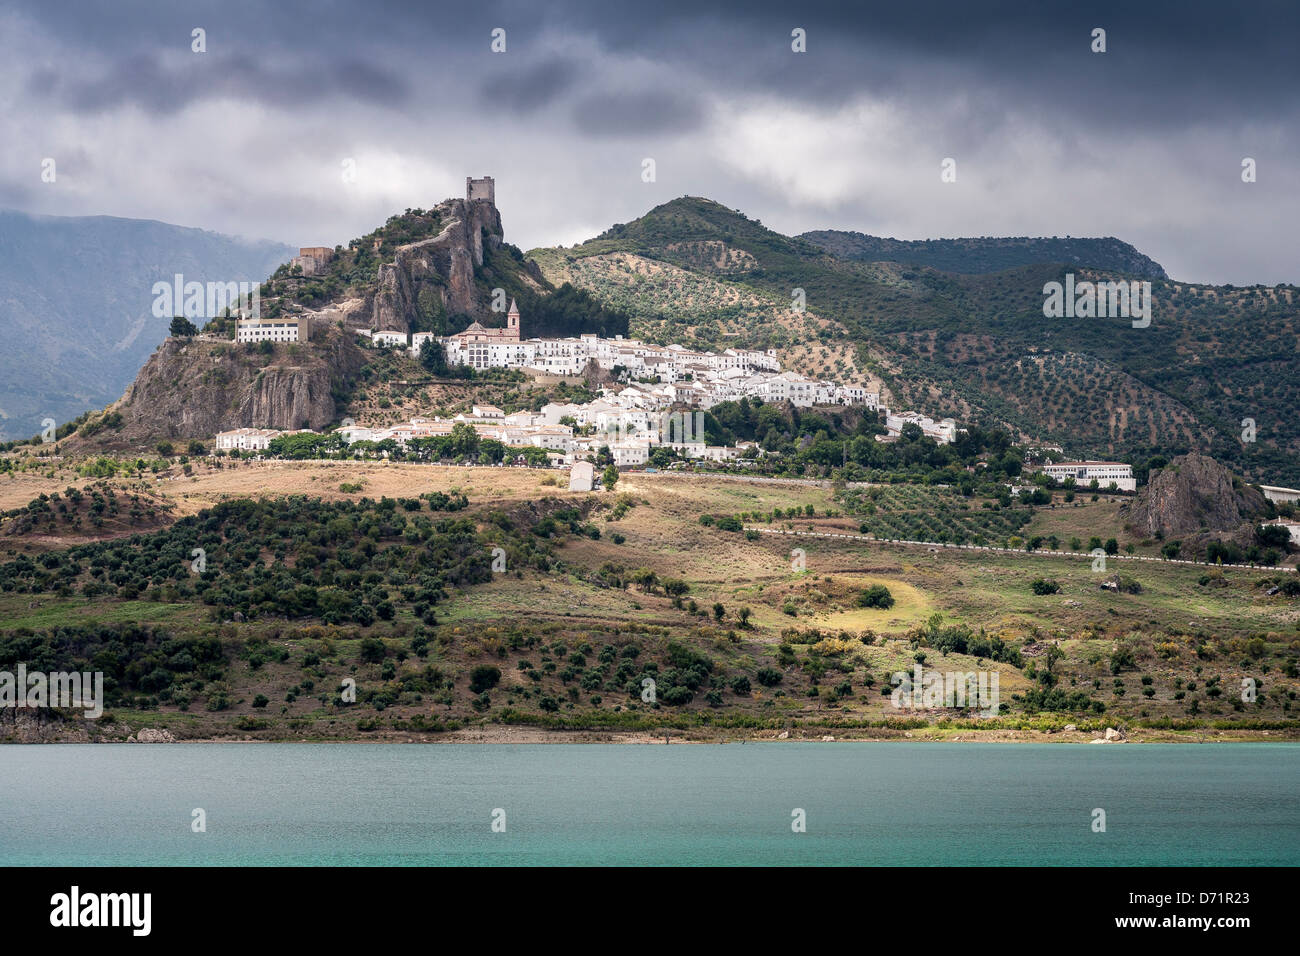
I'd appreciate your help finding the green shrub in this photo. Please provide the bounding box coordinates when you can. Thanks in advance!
[469,665,501,694]
[856,584,895,609]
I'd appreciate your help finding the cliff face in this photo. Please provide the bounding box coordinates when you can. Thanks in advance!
[90,324,365,446]
[1123,452,1267,539]
[371,198,503,332]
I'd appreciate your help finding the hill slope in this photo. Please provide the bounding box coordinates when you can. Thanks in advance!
[1,463,1296,742]
[0,210,293,441]
[528,197,1300,485]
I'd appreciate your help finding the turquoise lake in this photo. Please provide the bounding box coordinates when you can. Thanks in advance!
[1,743,1296,865]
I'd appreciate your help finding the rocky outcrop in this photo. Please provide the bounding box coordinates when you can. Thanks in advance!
[85,323,366,447]
[371,198,507,331]
[0,709,126,743]
[130,728,177,743]
[1123,453,1267,539]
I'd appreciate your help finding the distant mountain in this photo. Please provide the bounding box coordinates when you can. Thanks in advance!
[528,196,1300,485]
[799,230,1168,278]
[0,210,294,440]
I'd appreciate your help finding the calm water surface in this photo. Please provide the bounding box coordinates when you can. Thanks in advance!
[1,743,1296,865]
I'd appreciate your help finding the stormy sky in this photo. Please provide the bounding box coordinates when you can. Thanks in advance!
[2,0,1296,284]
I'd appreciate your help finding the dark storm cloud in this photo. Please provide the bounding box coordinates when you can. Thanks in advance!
[13,0,1300,128]
[531,0,1300,140]
[3,0,1298,283]
[479,58,577,113]
[28,52,409,115]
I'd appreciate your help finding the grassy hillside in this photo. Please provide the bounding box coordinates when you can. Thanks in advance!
[1,462,1296,742]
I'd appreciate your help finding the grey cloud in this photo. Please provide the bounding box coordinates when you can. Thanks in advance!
[573,90,706,136]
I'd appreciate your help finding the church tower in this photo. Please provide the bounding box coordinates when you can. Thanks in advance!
[506,298,520,341]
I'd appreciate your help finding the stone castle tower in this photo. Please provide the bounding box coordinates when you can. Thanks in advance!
[467,176,495,204]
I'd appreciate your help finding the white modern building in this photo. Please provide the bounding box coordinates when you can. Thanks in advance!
[1262,519,1300,545]
[569,460,596,492]
[1260,485,1300,506]
[214,427,285,451]
[881,411,960,444]
[410,332,439,356]
[1040,461,1136,492]
[358,329,408,349]
[237,317,306,343]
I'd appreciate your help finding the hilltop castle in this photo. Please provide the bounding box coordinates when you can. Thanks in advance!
[291,246,333,276]
[466,176,495,204]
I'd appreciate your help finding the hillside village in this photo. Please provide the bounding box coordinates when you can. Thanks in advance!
[211,177,993,473]
[216,297,981,469]
[199,178,1299,506]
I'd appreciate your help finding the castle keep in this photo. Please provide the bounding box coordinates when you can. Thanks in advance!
[466,176,495,203]
[291,246,334,276]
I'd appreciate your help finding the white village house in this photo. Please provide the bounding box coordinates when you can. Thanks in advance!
[214,427,285,451]
[388,303,877,411]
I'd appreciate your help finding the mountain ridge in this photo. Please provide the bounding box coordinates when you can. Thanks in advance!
[798,228,1168,279]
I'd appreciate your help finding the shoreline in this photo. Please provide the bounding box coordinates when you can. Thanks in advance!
[6,726,1298,745]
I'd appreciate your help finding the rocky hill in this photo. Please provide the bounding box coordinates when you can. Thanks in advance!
[256,197,538,337]
[366,199,545,332]
[799,230,1168,278]
[102,325,364,445]
[1123,452,1268,541]
[64,193,616,449]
